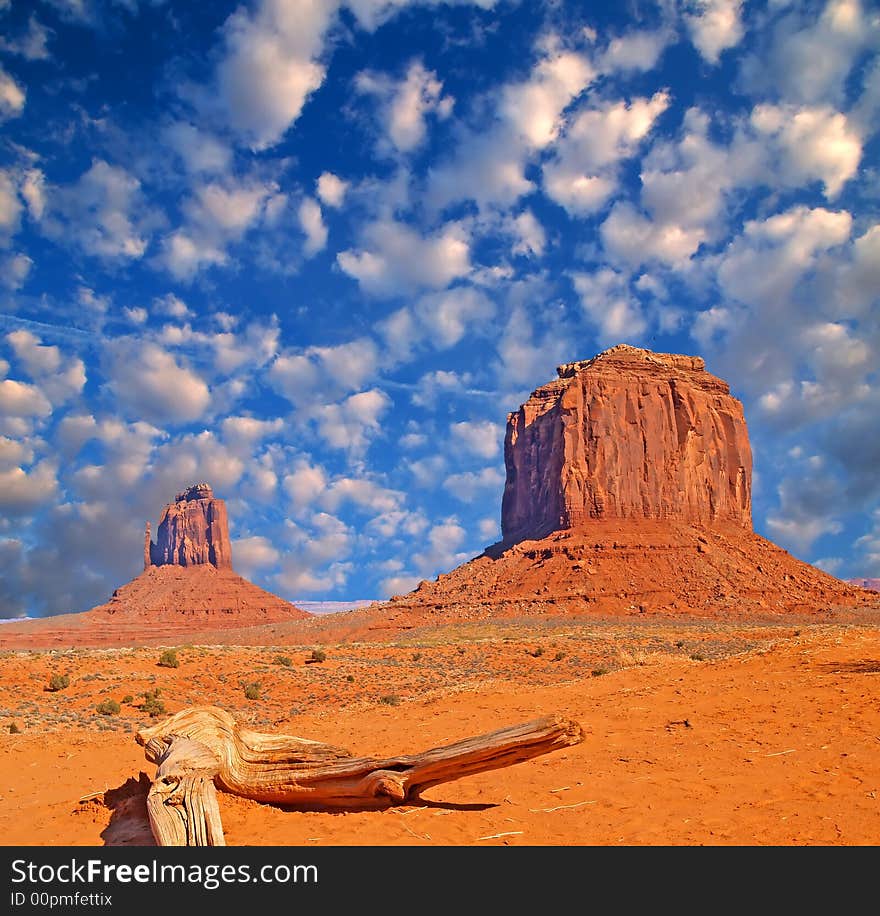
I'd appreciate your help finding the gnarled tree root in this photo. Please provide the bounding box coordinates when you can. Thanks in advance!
[136,705,583,846]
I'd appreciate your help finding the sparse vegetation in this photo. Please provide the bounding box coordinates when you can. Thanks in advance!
[140,689,166,717]
[9,722,21,734]
[553,651,566,662]
[411,652,422,662]
[379,694,401,706]
[244,682,262,700]
[157,649,179,669]
[96,699,121,716]
[46,674,70,692]
[307,649,327,664]
[591,668,608,677]
[273,655,292,667]
[345,675,355,683]
[690,653,705,662]
[527,646,544,658]
[121,695,134,705]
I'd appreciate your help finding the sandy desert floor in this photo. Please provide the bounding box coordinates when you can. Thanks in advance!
[1,616,880,846]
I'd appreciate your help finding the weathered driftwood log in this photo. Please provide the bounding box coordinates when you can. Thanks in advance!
[136,705,583,846]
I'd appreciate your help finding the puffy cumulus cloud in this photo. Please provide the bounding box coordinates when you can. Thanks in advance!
[684,0,745,64]
[855,509,880,575]
[409,369,476,408]
[0,65,25,120]
[0,378,51,419]
[232,535,280,576]
[405,454,447,488]
[152,293,191,320]
[766,470,844,554]
[221,415,284,450]
[477,516,499,541]
[42,160,157,261]
[599,28,671,73]
[601,200,706,267]
[298,197,327,255]
[159,176,279,281]
[310,388,392,452]
[411,518,470,575]
[0,435,34,470]
[571,268,648,345]
[283,457,328,508]
[274,512,354,593]
[500,48,594,150]
[510,210,546,258]
[0,15,53,61]
[269,336,379,406]
[356,60,453,154]
[449,419,503,459]
[739,0,876,107]
[379,573,422,597]
[751,103,861,198]
[337,218,471,296]
[379,287,494,361]
[443,465,504,502]
[321,475,403,514]
[162,121,233,175]
[364,507,428,540]
[104,339,211,425]
[213,0,337,150]
[316,171,348,208]
[5,330,85,406]
[493,300,570,389]
[718,205,852,308]
[0,252,32,290]
[428,45,594,213]
[0,459,58,515]
[543,92,670,216]
[756,322,872,429]
[0,168,24,241]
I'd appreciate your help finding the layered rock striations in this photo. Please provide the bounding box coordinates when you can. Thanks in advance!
[380,345,874,622]
[502,345,752,544]
[146,483,233,569]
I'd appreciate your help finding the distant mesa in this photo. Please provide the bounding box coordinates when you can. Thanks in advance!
[848,578,880,592]
[144,482,233,570]
[386,345,875,621]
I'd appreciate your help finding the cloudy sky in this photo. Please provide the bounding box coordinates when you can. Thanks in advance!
[0,0,878,617]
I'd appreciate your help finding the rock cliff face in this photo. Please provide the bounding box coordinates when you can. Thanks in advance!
[501,344,752,543]
[147,483,233,569]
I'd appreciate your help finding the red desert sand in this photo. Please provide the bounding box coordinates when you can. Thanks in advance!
[1,346,878,845]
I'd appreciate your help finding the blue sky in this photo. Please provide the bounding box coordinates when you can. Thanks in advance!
[0,0,878,617]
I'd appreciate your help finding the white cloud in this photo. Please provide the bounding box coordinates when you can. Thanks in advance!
[298,197,327,255]
[321,475,402,514]
[152,293,191,319]
[740,0,876,107]
[510,210,546,257]
[213,0,336,150]
[571,268,648,344]
[751,103,861,198]
[269,337,379,405]
[411,518,469,574]
[685,0,745,64]
[45,160,154,261]
[232,535,279,575]
[0,15,53,61]
[601,200,706,267]
[600,28,671,72]
[283,458,328,508]
[379,573,422,597]
[357,60,452,153]
[311,388,392,452]
[0,169,23,240]
[316,171,348,208]
[20,168,45,220]
[0,252,31,290]
[410,369,474,408]
[450,419,502,459]
[443,465,504,502]
[543,92,670,216]
[0,460,57,514]
[338,218,470,296]
[766,473,843,553]
[0,379,52,419]
[104,340,211,425]
[0,66,25,120]
[163,121,232,175]
[6,330,85,405]
[718,205,852,307]
[500,49,594,150]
